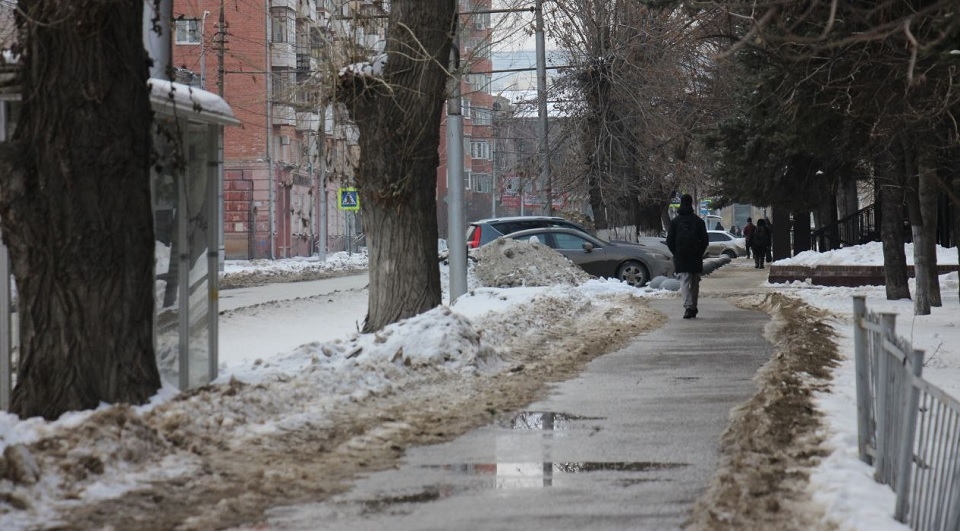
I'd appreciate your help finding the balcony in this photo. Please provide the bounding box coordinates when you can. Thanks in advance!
[271,42,296,68]
[296,111,320,132]
[272,103,295,126]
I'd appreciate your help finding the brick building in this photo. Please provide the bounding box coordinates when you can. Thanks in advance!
[171,0,381,259]
[171,0,500,254]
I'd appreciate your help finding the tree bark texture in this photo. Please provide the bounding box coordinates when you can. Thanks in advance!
[917,145,941,307]
[0,1,160,419]
[339,0,455,332]
[877,150,911,301]
[902,136,930,314]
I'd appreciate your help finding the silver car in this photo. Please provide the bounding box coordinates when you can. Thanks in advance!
[705,230,747,258]
[500,227,675,287]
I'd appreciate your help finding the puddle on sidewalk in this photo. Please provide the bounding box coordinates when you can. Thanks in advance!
[502,411,605,431]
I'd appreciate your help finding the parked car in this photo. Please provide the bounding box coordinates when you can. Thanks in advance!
[498,227,675,287]
[467,215,594,249]
[637,236,672,258]
[705,230,747,258]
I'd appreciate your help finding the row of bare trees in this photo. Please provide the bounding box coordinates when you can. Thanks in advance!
[693,0,960,311]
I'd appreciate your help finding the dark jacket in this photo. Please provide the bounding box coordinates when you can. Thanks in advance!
[742,221,756,245]
[666,205,709,274]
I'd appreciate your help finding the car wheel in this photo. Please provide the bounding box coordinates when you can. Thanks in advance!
[722,249,737,259]
[617,260,650,287]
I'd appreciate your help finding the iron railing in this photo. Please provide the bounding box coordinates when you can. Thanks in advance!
[812,204,878,251]
[854,295,960,530]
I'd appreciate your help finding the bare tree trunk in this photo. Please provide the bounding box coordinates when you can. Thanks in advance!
[902,135,930,314]
[918,145,941,307]
[338,0,455,332]
[0,1,160,419]
[878,148,911,301]
[918,145,943,308]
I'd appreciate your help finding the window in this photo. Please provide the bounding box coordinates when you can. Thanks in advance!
[272,70,293,100]
[271,10,289,43]
[473,107,491,126]
[471,173,492,193]
[553,233,589,251]
[470,140,491,160]
[466,74,491,93]
[175,19,201,45]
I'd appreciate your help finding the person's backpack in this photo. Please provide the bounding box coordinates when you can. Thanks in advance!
[753,225,770,246]
[675,217,701,257]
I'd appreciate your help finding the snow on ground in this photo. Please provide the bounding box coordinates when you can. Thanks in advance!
[771,245,959,531]
[0,240,957,530]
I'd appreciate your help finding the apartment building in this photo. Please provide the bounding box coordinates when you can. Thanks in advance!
[173,0,505,251]
[172,0,384,259]
[436,0,498,236]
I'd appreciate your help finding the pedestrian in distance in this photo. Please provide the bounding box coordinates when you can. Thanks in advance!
[666,194,709,319]
[742,217,755,259]
[764,217,773,263]
[752,218,771,269]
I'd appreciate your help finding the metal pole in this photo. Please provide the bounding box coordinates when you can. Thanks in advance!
[491,135,497,218]
[200,10,210,89]
[0,102,9,410]
[264,0,275,259]
[218,0,225,95]
[894,347,924,522]
[446,30,468,303]
[535,0,551,215]
[875,312,897,482]
[0,221,8,411]
[143,0,172,79]
[853,295,872,464]
[319,108,329,260]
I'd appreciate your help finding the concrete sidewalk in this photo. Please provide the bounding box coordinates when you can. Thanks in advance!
[263,261,773,530]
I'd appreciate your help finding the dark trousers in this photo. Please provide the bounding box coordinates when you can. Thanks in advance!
[753,246,768,268]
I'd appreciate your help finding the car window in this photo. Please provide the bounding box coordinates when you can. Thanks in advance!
[708,232,729,242]
[493,219,589,236]
[512,232,553,247]
[493,221,531,235]
[553,232,590,250]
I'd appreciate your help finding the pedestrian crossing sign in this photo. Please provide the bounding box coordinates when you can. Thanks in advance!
[338,187,360,211]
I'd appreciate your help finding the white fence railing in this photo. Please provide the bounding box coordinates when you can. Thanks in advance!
[854,295,960,530]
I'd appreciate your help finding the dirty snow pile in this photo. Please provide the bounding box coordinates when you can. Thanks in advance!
[472,237,593,288]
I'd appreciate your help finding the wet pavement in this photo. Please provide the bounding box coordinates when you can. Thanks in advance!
[262,259,774,530]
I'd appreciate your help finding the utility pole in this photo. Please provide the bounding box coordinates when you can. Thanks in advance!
[535,0,551,215]
[217,0,225,96]
[200,10,209,89]
[446,26,468,304]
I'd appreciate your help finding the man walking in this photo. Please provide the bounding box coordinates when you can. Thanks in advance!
[752,218,771,269]
[667,194,709,319]
[742,217,755,259]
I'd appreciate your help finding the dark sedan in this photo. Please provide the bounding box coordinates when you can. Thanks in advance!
[499,227,675,287]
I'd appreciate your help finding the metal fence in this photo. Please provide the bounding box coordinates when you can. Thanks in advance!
[854,295,960,530]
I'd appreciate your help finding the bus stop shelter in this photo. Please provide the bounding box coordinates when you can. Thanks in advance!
[0,79,239,409]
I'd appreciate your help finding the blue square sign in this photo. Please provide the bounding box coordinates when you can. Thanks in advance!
[338,188,360,211]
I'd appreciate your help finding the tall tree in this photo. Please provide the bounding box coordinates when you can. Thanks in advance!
[337,0,456,332]
[698,0,959,303]
[0,1,160,419]
[549,0,706,233]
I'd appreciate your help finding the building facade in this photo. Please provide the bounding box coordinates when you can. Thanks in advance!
[172,0,383,259]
